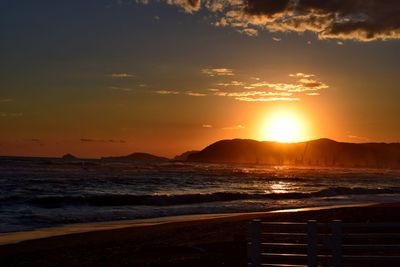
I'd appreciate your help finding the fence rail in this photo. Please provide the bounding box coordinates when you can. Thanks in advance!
[247,220,400,267]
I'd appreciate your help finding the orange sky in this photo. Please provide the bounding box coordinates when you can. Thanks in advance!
[1,1,400,158]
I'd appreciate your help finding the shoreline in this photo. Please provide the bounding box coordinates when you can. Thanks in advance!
[0,202,379,246]
[2,202,400,267]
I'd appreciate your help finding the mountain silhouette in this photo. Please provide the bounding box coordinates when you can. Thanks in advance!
[187,138,400,169]
[102,152,169,162]
[61,154,79,160]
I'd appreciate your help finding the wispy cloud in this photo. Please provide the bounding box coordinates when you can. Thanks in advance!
[214,90,300,102]
[155,90,180,95]
[211,72,328,101]
[235,96,300,102]
[110,73,135,78]
[154,72,327,102]
[216,80,244,86]
[240,28,258,36]
[0,98,12,103]
[109,86,133,92]
[0,112,22,117]
[202,68,234,77]
[222,124,245,130]
[214,91,292,97]
[202,124,212,128]
[289,73,314,78]
[347,135,370,142]
[185,91,207,97]
[31,139,44,146]
[80,138,126,143]
[155,90,206,96]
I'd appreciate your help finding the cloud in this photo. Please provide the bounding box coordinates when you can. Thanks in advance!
[80,138,126,143]
[110,73,135,78]
[30,139,44,146]
[109,86,133,92]
[215,90,299,102]
[155,90,207,96]
[222,124,245,130]
[347,135,370,142]
[289,72,314,78]
[165,0,201,13]
[234,96,300,102]
[154,72,327,102]
[0,112,22,117]
[202,68,234,76]
[216,80,244,86]
[297,78,329,91]
[202,124,213,128]
[240,28,258,36]
[212,72,328,101]
[185,91,207,96]
[0,98,12,103]
[214,91,292,97]
[138,0,400,41]
[155,90,180,95]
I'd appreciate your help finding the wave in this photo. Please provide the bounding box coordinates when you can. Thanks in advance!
[29,187,400,208]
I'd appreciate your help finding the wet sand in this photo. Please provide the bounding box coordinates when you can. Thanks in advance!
[1,202,400,266]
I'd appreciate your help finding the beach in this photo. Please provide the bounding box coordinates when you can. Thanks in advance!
[2,203,400,266]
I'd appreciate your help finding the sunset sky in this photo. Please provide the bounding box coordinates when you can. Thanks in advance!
[1,0,400,158]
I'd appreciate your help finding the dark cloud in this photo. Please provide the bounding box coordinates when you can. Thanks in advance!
[139,0,400,41]
[80,139,126,143]
[244,0,291,16]
[30,139,44,146]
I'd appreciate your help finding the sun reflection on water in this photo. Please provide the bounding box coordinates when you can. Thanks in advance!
[269,181,291,194]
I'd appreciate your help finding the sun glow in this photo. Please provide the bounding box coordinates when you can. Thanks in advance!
[261,110,308,143]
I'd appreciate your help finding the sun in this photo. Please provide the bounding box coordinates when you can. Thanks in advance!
[261,110,308,143]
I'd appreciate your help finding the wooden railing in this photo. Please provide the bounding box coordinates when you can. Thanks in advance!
[247,220,400,267]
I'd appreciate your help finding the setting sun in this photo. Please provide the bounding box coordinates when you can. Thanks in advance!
[262,111,308,143]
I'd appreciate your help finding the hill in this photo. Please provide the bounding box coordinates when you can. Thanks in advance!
[61,154,79,160]
[187,138,400,169]
[101,152,169,162]
[173,150,200,161]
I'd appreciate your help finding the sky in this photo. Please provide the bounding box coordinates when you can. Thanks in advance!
[1,0,400,158]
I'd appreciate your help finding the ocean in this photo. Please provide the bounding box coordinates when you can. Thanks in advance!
[1,156,400,233]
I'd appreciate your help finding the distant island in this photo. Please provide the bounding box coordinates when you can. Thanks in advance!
[101,152,169,162]
[186,138,400,169]
[61,154,79,160]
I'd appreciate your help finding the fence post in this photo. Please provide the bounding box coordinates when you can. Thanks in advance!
[248,219,261,267]
[331,220,342,267]
[307,220,318,267]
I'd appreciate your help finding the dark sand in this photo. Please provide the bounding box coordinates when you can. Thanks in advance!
[1,203,400,266]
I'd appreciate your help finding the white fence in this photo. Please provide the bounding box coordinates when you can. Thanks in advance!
[247,220,400,267]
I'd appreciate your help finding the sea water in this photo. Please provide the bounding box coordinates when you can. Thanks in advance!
[1,156,400,233]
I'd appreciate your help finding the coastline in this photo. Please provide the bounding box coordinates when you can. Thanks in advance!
[0,202,379,246]
[2,202,400,266]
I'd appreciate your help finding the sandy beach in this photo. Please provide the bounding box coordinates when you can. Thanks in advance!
[2,202,400,266]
